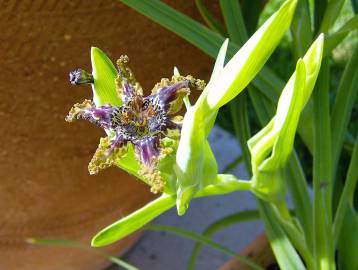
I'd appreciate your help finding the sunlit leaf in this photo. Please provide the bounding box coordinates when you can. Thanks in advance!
[91,194,176,247]
[324,15,358,56]
[205,0,298,110]
[248,35,324,200]
[91,47,121,106]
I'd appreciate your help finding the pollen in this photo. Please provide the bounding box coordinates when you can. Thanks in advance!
[67,54,205,194]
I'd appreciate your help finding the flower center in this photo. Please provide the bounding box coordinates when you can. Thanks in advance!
[111,95,165,141]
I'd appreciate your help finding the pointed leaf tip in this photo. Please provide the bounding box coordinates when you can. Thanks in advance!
[90,46,121,106]
[205,0,298,110]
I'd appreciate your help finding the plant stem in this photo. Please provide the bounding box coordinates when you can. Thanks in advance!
[312,59,335,270]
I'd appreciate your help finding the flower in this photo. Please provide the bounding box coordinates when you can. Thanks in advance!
[66,55,205,193]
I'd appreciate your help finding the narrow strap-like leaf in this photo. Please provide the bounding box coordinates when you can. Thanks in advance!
[188,210,260,270]
[258,200,306,270]
[195,0,226,35]
[206,0,298,110]
[28,238,139,270]
[331,46,358,173]
[333,135,358,243]
[290,0,312,59]
[219,0,248,44]
[324,15,358,56]
[119,0,282,103]
[319,0,346,33]
[146,224,265,270]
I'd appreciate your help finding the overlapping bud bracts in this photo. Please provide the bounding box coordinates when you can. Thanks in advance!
[67,55,204,193]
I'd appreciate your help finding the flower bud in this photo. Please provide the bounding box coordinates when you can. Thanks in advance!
[69,69,94,85]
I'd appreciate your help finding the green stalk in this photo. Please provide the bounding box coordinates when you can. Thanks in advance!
[333,135,358,244]
[312,59,335,270]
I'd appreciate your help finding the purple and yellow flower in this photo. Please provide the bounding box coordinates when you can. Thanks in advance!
[66,55,205,193]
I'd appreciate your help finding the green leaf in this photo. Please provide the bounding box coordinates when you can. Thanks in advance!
[258,200,306,270]
[115,144,141,178]
[91,174,250,247]
[146,224,265,270]
[324,15,358,56]
[118,0,319,153]
[188,210,260,270]
[337,206,358,270]
[352,0,358,13]
[333,135,358,243]
[119,0,282,104]
[91,194,176,247]
[312,59,335,270]
[91,47,121,106]
[334,134,358,270]
[331,45,358,172]
[219,0,253,174]
[248,35,324,201]
[90,48,144,182]
[195,0,226,35]
[27,238,139,270]
[290,0,312,58]
[319,0,346,33]
[210,39,229,80]
[219,0,248,44]
[261,59,306,171]
[286,152,313,251]
[205,0,298,110]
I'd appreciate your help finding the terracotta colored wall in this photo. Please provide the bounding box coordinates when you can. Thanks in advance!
[0,0,212,269]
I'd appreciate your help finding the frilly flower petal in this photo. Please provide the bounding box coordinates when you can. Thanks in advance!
[151,75,205,115]
[115,55,143,102]
[88,136,128,175]
[134,136,165,193]
[65,99,117,129]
